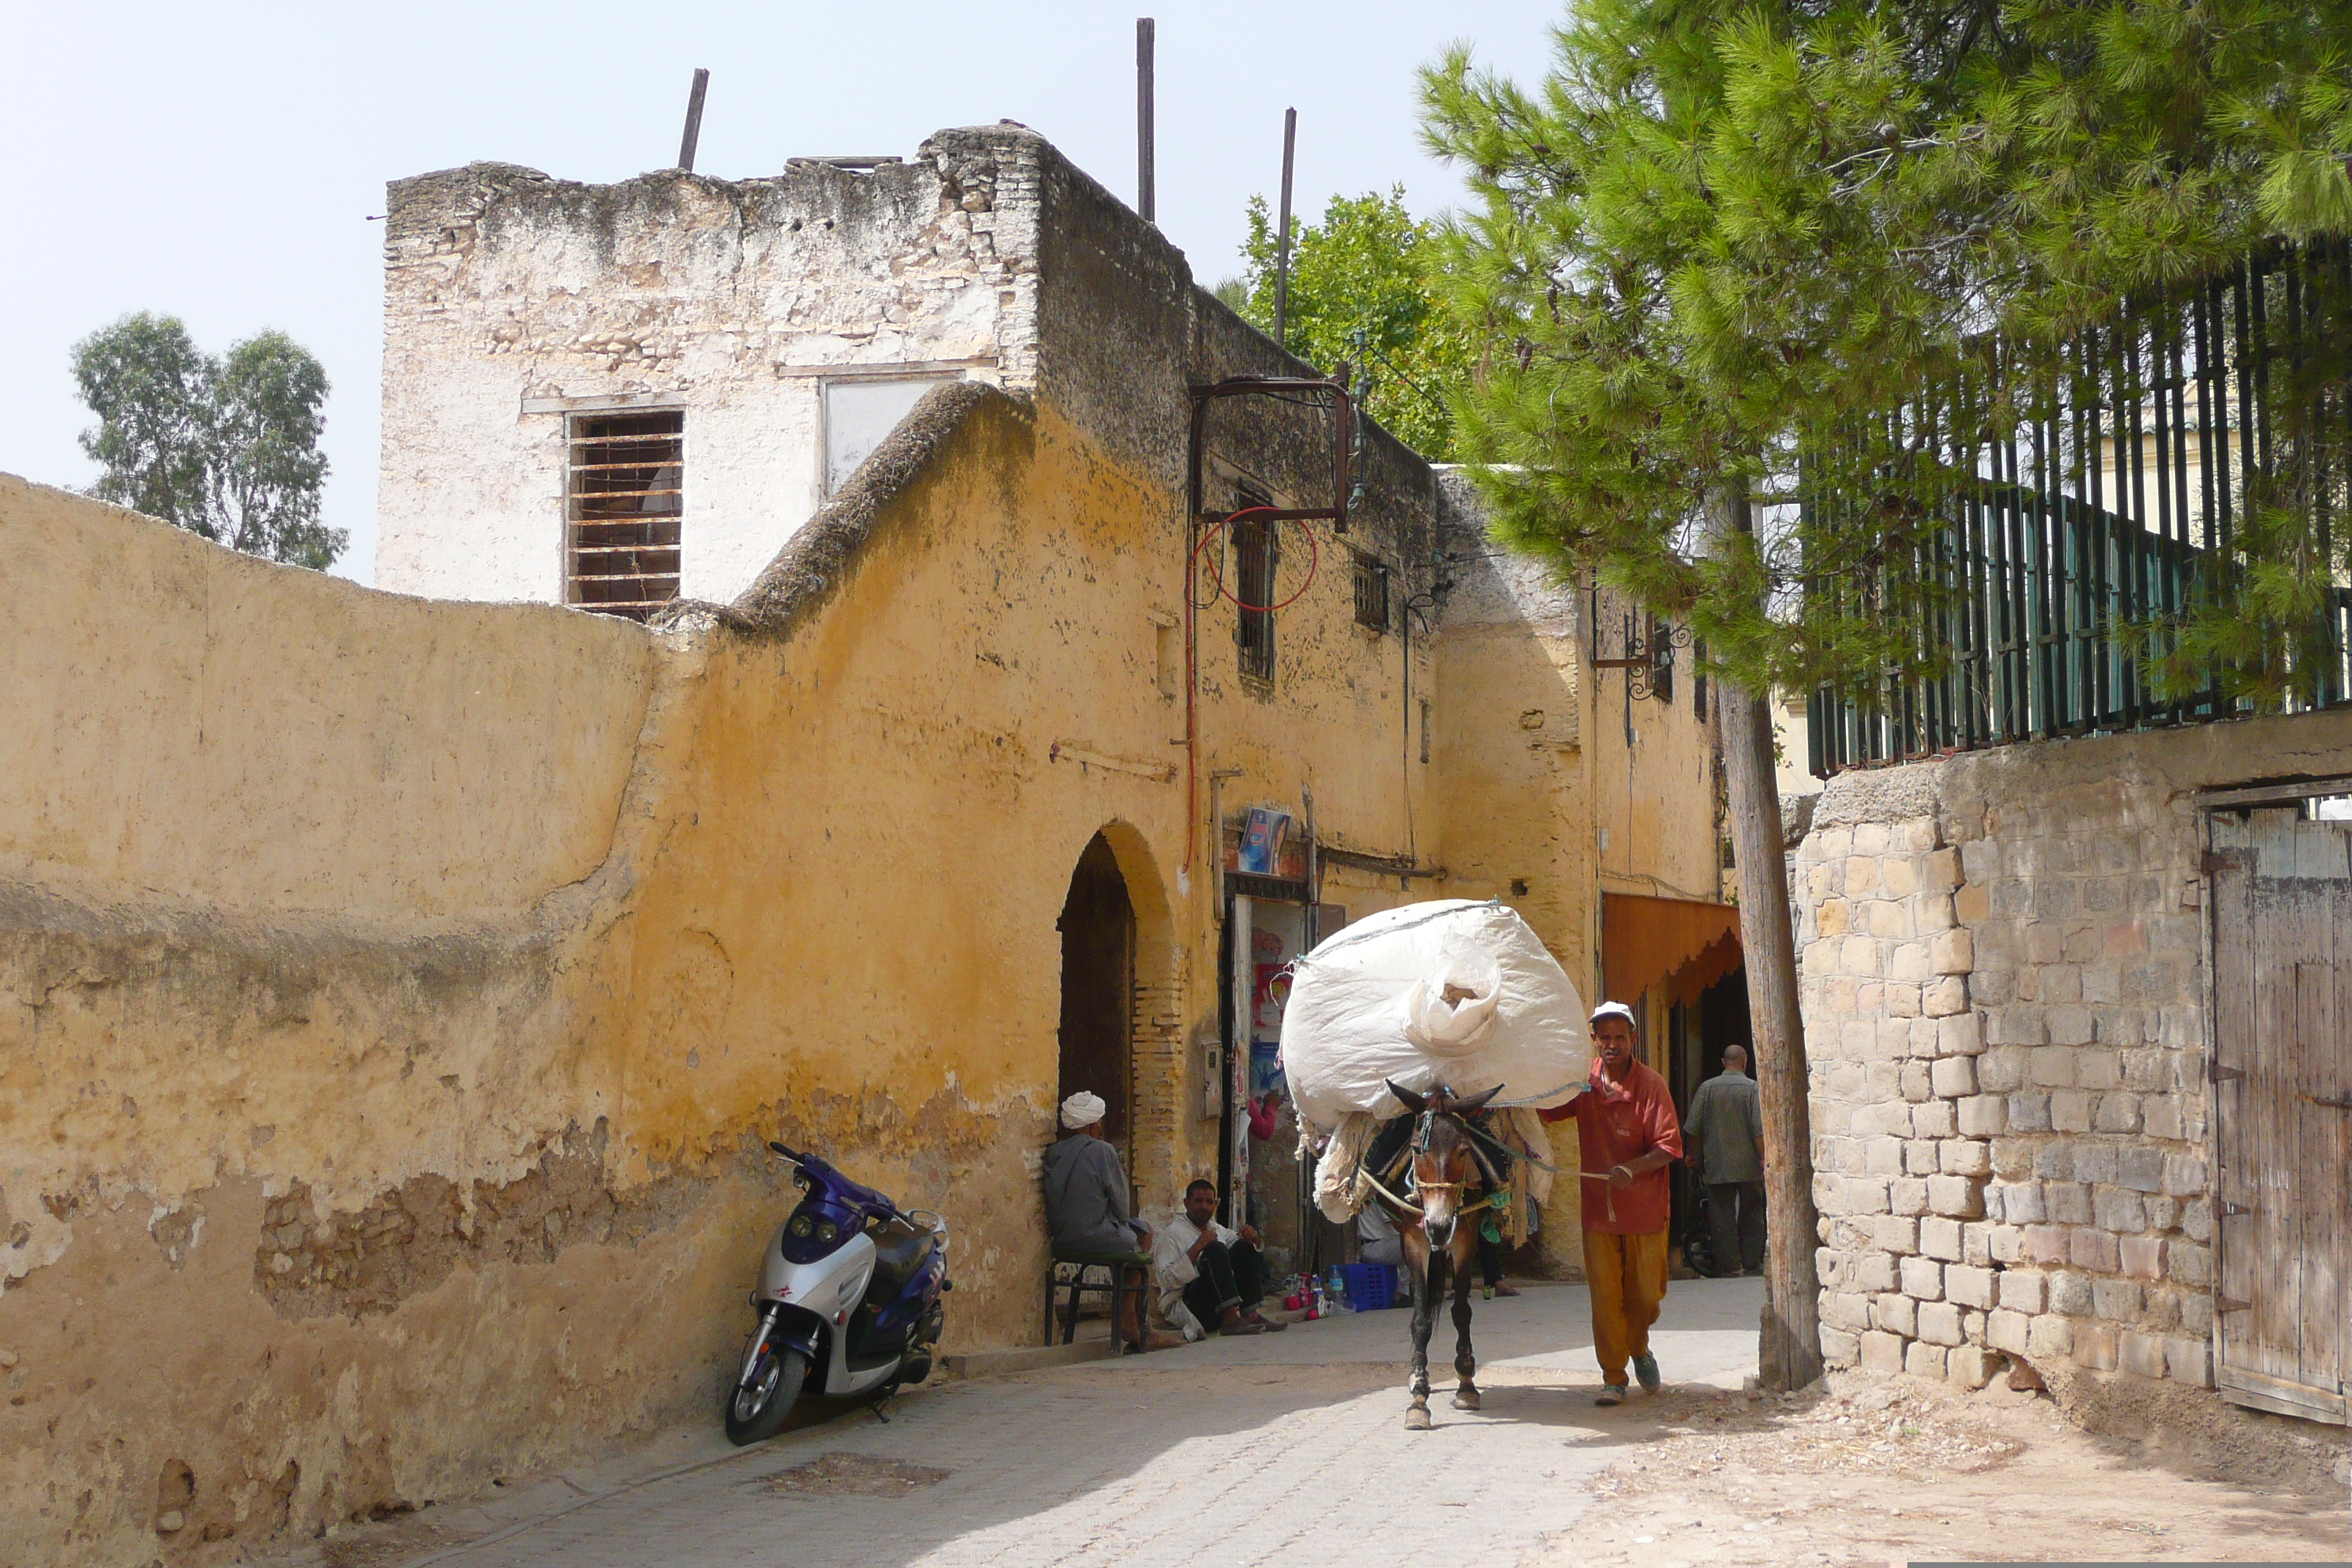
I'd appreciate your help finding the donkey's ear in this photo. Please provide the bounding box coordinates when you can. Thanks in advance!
[1385,1079,1428,1115]
[1457,1084,1505,1114]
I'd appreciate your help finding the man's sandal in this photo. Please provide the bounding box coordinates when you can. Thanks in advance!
[1595,1383,1628,1406]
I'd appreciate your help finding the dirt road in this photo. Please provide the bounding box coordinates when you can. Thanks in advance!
[260,1278,2347,1567]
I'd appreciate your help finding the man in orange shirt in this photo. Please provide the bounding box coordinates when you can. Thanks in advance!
[1541,1000,1684,1405]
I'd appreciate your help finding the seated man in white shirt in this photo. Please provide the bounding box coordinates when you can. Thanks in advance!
[1152,1179,1288,1340]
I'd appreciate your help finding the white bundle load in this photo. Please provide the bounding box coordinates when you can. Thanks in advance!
[1281,899,1589,1130]
[1279,900,1590,1225]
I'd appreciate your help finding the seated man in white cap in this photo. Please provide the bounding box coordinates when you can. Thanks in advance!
[1150,1178,1283,1338]
[1041,1090,1154,1348]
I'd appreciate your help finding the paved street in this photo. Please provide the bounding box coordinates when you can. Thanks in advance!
[287,1278,1764,1568]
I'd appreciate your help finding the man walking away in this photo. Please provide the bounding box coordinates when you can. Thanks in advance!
[1684,1044,1766,1278]
[1153,1179,1286,1338]
[1540,1001,1683,1405]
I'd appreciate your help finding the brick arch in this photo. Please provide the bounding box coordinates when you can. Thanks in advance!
[1084,819,1186,1216]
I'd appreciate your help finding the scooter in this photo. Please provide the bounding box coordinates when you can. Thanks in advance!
[724,1141,951,1446]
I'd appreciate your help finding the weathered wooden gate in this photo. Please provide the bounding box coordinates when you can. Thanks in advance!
[2207,799,2351,1425]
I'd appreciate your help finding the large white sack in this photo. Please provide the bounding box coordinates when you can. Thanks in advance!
[1279,899,1590,1132]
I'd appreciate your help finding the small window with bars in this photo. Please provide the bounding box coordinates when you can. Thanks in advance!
[1352,551,1391,633]
[1232,511,1277,684]
[567,410,683,621]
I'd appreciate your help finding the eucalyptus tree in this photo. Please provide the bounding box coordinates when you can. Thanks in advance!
[73,313,342,569]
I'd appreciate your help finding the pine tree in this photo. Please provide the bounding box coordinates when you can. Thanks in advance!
[1420,0,2352,700]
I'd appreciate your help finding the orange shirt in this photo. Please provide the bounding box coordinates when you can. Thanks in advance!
[1539,1058,1683,1235]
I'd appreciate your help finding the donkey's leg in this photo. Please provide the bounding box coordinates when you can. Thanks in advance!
[1450,1234,1482,1410]
[1406,1243,1441,1431]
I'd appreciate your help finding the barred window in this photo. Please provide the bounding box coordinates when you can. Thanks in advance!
[1352,551,1391,633]
[567,410,682,621]
[1233,510,1277,684]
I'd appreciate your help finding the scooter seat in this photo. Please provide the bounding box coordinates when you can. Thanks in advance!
[868,1220,939,1294]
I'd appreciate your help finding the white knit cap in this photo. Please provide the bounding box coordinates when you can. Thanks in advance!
[1060,1090,1108,1129]
[1589,1000,1636,1026]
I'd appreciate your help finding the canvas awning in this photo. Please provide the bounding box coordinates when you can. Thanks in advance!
[1601,892,1743,1008]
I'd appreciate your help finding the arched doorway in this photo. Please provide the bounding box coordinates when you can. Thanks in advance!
[1057,832,1136,1159]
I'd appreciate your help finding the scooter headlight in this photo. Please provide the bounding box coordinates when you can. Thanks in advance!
[814,1219,839,1245]
[788,1214,813,1237]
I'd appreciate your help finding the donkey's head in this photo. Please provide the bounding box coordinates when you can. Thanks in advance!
[1386,1081,1504,1249]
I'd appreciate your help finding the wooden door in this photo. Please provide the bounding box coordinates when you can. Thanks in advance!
[2209,807,2351,1425]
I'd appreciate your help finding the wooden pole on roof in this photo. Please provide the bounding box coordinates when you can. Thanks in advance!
[677,69,710,172]
[1275,108,1297,350]
[1136,20,1156,222]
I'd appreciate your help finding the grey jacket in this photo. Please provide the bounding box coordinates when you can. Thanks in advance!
[1040,1133,1148,1255]
[1684,1070,1765,1184]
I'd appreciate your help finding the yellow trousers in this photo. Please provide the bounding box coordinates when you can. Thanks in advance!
[1584,1227,1670,1385]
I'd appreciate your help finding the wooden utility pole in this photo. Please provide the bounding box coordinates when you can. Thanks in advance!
[1711,493,1823,1390]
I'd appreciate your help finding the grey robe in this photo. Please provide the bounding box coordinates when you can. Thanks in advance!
[1684,1070,1765,1183]
[1040,1133,1148,1255]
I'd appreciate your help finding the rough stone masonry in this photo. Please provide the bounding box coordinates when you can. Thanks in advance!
[1784,714,2352,1398]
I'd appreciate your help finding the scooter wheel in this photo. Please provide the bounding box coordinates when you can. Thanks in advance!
[724,1346,809,1447]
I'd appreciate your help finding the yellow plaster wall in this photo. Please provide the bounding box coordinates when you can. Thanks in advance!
[0,475,655,921]
[0,391,1443,1563]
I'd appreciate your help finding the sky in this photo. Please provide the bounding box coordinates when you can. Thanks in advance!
[1,1,1562,585]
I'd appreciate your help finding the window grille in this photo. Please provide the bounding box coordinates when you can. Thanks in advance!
[567,410,683,621]
[1352,551,1392,632]
[1234,513,1277,683]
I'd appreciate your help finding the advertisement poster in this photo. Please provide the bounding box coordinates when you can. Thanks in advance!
[1251,935,1290,1096]
[1248,1039,1284,1096]
[1238,807,1292,875]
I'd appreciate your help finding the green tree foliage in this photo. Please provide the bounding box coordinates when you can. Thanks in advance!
[1421,1,2352,703]
[1232,189,1478,461]
[72,313,343,569]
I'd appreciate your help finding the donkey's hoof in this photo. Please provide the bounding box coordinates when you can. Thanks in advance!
[1405,1403,1433,1431]
[1452,1387,1482,1411]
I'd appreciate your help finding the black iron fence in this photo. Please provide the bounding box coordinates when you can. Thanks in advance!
[1807,239,2352,777]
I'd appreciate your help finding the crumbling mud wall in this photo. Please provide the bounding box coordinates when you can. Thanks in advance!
[0,473,1052,1566]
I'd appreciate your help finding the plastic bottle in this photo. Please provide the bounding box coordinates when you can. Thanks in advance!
[1326,1266,1351,1313]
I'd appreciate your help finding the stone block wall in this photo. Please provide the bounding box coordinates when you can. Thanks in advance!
[1792,725,2282,1396]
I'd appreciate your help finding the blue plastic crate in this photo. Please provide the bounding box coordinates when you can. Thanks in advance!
[1337,1262,1398,1311]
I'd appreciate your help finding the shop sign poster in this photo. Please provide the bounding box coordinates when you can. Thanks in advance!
[1238,807,1292,875]
[1248,1039,1284,1096]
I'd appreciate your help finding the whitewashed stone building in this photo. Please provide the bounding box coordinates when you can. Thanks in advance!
[377,129,1044,609]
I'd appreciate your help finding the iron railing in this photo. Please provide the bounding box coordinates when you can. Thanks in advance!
[1808,240,2352,776]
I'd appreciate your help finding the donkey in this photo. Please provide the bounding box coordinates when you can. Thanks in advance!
[1381,1080,1507,1430]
